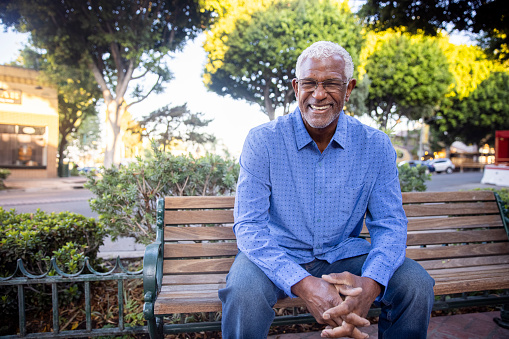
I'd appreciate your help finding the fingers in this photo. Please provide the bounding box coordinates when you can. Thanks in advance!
[321,321,369,339]
[323,304,370,328]
[322,273,362,296]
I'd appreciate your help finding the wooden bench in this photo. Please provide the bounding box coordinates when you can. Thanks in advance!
[143,191,509,338]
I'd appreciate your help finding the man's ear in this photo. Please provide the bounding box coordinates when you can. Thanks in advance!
[344,78,357,102]
[292,78,299,99]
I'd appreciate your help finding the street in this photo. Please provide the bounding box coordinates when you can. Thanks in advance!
[425,171,498,192]
[0,189,97,217]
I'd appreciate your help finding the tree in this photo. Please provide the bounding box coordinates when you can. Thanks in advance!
[13,47,101,173]
[0,0,222,167]
[432,72,509,147]
[203,0,364,120]
[430,42,507,151]
[140,103,216,152]
[362,31,452,129]
[358,0,509,61]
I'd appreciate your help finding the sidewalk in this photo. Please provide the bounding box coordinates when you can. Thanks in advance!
[268,311,509,339]
[3,176,87,192]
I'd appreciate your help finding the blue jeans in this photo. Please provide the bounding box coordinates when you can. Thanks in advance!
[219,252,435,338]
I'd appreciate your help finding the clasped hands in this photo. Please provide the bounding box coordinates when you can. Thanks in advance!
[291,272,381,338]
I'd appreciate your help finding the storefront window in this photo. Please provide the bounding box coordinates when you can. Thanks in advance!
[0,124,48,168]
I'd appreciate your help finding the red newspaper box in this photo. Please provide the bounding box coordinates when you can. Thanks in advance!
[495,130,509,165]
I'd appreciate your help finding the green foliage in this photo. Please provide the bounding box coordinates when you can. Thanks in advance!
[0,169,10,190]
[85,144,239,244]
[0,208,104,276]
[0,209,105,333]
[204,0,364,120]
[364,32,452,129]
[433,72,509,147]
[398,163,431,192]
[359,0,508,61]
[140,103,216,151]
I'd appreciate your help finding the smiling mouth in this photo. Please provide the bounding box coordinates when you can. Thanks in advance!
[310,104,331,111]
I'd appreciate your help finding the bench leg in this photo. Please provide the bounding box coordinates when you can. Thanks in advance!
[494,304,509,329]
[146,315,164,338]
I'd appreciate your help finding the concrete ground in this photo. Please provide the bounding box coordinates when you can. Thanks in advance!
[268,311,509,339]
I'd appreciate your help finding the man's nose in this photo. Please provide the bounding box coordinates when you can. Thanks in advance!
[312,83,328,99]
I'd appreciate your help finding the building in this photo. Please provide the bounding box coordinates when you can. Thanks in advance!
[0,65,58,178]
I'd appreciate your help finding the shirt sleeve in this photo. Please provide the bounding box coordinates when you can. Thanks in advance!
[233,129,310,298]
[362,133,408,300]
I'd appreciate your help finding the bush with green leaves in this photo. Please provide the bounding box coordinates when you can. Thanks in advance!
[86,145,239,244]
[0,208,105,334]
[398,163,431,192]
[0,168,10,190]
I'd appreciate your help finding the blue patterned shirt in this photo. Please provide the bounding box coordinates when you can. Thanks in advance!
[234,107,407,298]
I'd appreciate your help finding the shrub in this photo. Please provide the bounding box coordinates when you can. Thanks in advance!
[0,168,11,190]
[398,163,431,192]
[85,144,239,244]
[0,208,105,334]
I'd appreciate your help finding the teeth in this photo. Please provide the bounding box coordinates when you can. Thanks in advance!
[311,105,328,110]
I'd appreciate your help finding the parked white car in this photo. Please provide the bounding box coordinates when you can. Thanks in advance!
[428,158,455,174]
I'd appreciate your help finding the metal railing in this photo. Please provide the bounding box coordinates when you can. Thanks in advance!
[0,256,147,338]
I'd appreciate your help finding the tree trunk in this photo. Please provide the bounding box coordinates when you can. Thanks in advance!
[90,60,133,168]
[57,136,68,177]
[264,84,275,121]
[103,100,124,168]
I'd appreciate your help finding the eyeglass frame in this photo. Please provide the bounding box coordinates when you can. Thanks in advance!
[294,78,350,93]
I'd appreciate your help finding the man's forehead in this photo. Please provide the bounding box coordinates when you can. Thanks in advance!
[299,55,346,76]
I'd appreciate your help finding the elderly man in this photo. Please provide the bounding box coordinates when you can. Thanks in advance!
[219,41,435,338]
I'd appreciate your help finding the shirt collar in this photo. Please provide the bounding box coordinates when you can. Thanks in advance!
[293,107,348,151]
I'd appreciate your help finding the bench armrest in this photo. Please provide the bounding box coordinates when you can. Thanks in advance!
[143,241,163,320]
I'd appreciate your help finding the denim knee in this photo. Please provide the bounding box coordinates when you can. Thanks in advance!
[378,258,434,338]
[219,252,283,339]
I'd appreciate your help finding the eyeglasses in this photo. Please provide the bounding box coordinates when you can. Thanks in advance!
[295,78,349,93]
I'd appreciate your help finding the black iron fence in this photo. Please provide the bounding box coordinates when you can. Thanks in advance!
[0,256,146,338]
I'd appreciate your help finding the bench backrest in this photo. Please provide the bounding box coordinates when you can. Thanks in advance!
[160,191,509,294]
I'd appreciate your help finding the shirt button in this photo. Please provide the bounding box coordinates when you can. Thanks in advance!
[317,219,321,223]
[317,190,322,195]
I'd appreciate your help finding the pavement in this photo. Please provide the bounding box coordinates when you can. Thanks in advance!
[268,311,509,338]
[3,174,509,338]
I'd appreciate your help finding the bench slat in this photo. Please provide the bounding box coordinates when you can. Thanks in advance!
[163,258,234,274]
[403,201,500,217]
[162,274,227,285]
[407,215,503,231]
[402,191,496,204]
[165,196,235,209]
[406,242,509,260]
[428,263,509,277]
[433,275,509,295]
[164,242,238,258]
[165,210,234,225]
[419,254,509,270]
[161,284,226,292]
[164,226,235,241]
[406,229,508,246]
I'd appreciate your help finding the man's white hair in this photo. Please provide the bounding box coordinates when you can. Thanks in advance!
[296,41,354,80]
